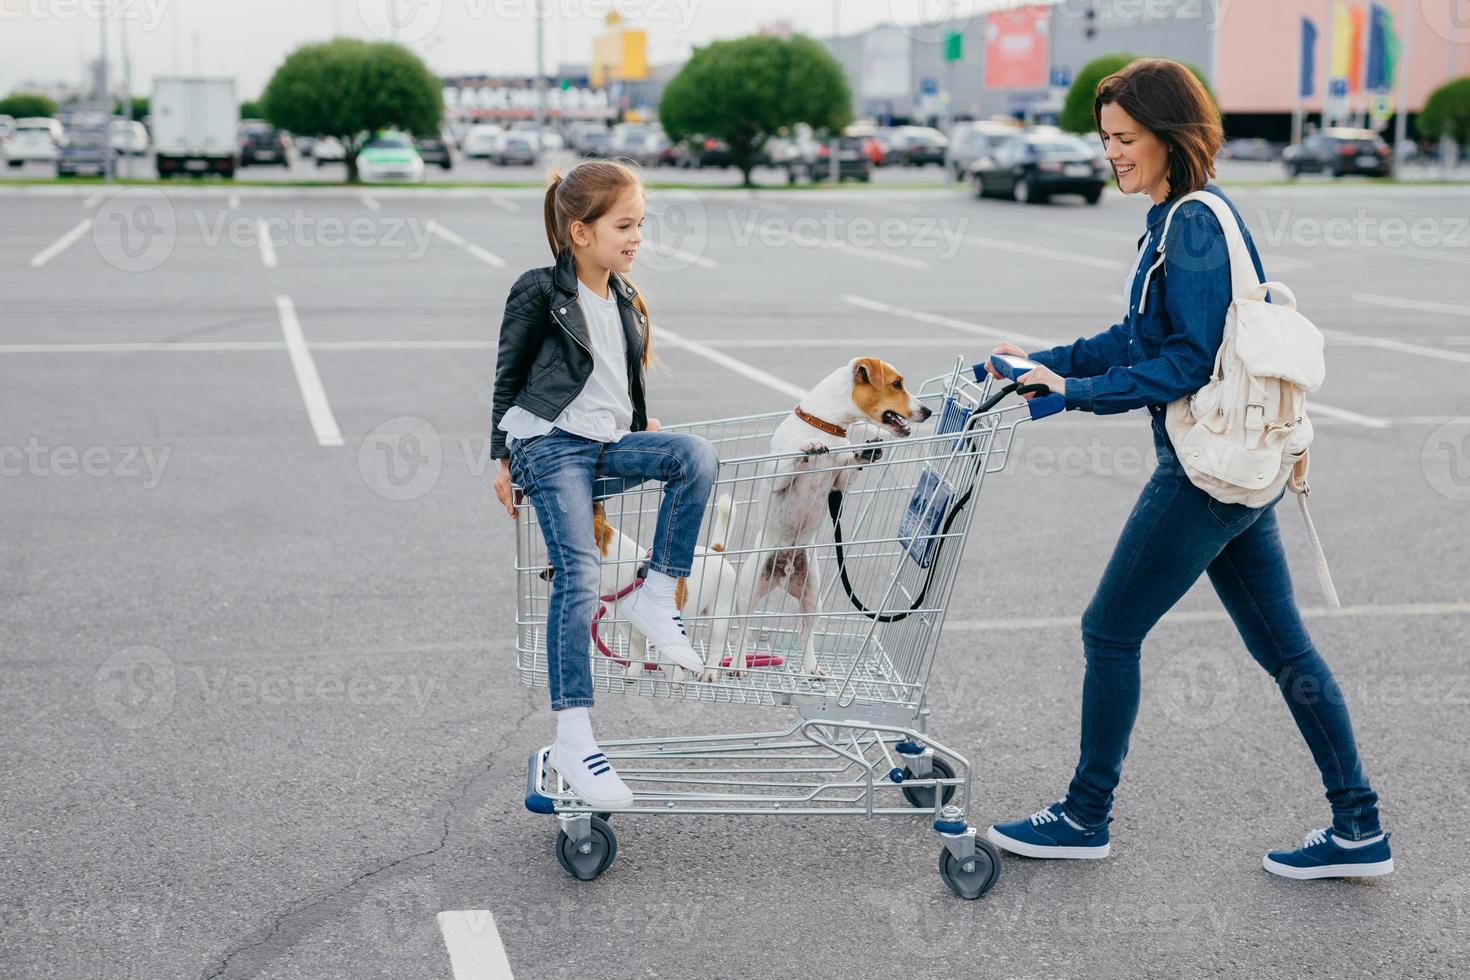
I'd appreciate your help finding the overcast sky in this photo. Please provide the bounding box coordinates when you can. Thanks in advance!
[0,0,998,100]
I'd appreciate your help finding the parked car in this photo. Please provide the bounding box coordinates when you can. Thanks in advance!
[313,136,345,166]
[945,119,1023,181]
[239,123,289,166]
[887,126,949,166]
[967,131,1107,204]
[536,128,565,152]
[460,124,505,159]
[496,134,538,166]
[0,114,14,143]
[56,110,111,177]
[6,117,62,167]
[1283,127,1392,177]
[786,135,871,183]
[1220,137,1279,161]
[415,133,454,169]
[674,135,732,168]
[357,131,424,183]
[610,122,655,159]
[111,118,149,156]
[294,135,318,158]
[576,126,613,158]
[637,130,674,167]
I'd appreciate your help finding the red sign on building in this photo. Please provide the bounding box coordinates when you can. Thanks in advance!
[984,6,1051,90]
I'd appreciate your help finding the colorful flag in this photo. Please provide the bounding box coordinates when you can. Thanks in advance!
[1365,4,1400,92]
[1300,17,1318,98]
[1347,5,1366,93]
[1330,3,1356,90]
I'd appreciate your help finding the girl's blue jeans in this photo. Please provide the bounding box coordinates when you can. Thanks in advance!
[1065,425,1382,840]
[508,428,719,710]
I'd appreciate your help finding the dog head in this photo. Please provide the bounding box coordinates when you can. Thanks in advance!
[849,357,932,438]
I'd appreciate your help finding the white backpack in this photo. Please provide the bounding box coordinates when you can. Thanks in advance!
[1141,190,1340,606]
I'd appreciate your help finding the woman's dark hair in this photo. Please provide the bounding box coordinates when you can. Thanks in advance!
[1093,58,1222,200]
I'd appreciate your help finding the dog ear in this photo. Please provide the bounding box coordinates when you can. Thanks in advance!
[853,357,882,388]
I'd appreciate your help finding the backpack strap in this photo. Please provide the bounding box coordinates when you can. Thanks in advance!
[1137,190,1262,314]
[1288,454,1341,608]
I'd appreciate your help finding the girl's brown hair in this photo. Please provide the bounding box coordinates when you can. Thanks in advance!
[1093,58,1223,201]
[543,160,655,368]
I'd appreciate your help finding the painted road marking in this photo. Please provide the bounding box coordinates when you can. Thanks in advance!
[29,218,92,268]
[437,910,514,980]
[276,295,343,447]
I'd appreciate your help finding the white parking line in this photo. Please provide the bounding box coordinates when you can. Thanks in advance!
[644,242,718,269]
[960,234,1125,271]
[29,218,92,268]
[429,221,506,267]
[1326,329,1470,367]
[82,191,103,210]
[228,192,241,209]
[1350,291,1470,318]
[257,218,278,268]
[0,341,286,353]
[843,295,1054,349]
[1308,401,1392,428]
[1261,253,1314,271]
[823,241,929,269]
[653,324,805,398]
[358,192,381,211]
[490,197,519,212]
[1033,220,1130,245]
[947,600,1470,633]
[276,295,343,447]
[437,910,514,980]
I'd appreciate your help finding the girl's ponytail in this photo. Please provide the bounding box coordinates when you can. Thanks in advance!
[543,170,566,257]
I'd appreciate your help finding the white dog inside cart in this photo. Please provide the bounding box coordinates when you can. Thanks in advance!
[734,356,933,677]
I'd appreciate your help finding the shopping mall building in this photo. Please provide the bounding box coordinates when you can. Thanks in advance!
[822,0,1468,139]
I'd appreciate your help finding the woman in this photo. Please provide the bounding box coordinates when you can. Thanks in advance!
[983,59,1391,879]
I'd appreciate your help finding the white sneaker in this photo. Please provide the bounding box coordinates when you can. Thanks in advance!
[548,743,634,811]
[618,588,704,673]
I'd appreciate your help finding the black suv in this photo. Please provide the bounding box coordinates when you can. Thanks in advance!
[239,123,290,167]
[1284,128,1392,178]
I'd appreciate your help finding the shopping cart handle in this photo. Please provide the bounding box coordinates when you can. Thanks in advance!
[974,356,1066,420]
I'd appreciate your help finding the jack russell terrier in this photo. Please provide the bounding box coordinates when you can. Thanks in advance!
[544,495,741,683]
[733,357,932,677]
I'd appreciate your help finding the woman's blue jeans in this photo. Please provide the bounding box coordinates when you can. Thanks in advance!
[508,428,719,710]
[1065,425,1382,840]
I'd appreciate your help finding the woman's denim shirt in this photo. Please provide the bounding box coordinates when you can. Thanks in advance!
[1031,184,1266,429]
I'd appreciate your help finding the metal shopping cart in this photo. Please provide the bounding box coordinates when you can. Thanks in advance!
[516,358,1063,899]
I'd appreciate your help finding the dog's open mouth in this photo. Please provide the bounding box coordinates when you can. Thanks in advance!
[881,410,913,437]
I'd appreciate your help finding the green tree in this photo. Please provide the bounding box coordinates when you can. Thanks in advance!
[659,33,851,187]
[112,96,149,122]
[0,92,58,118]
[240,99,264,120]
[1059,55,1215,134]
[260,38,442,183]
[1419,76,1470,144]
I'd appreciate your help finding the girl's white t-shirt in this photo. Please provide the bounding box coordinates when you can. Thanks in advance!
[500,278,635,444]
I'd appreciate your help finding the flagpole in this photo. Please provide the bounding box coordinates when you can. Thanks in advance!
[1324,0,1337,127]
[1294,18,1307,146]
[1393,0,1409,163]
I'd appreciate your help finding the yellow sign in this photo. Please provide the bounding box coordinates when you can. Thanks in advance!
[591,25,647,87]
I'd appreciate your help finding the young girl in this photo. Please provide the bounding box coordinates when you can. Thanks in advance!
[491,161,719,812]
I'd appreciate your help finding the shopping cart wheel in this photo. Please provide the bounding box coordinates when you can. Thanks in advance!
[938,837,1001,900]
[555,816,617,882]
[901,757,957,809]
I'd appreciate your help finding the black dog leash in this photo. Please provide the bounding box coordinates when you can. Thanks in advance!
[827,381,1049,622]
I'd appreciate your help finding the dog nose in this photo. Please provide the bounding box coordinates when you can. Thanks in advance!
[916,404,933,421]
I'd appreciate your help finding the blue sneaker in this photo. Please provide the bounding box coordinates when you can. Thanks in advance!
[987,799,1111,859]
[1264,828,1394,879]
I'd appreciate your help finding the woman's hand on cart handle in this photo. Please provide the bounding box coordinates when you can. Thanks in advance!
[645,417,661,432]
[1018,364,1065,400]
[985,342,1029,379]
[494,458,518,519]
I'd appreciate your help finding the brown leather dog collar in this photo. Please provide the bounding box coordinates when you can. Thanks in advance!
[793,405,847,438]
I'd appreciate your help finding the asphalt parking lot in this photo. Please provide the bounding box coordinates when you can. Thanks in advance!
[3,177,1468,979]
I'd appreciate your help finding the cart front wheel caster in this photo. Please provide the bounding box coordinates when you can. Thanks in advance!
[555,816,617,881]
[938,836,1001,899]
[901,757,956,809]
